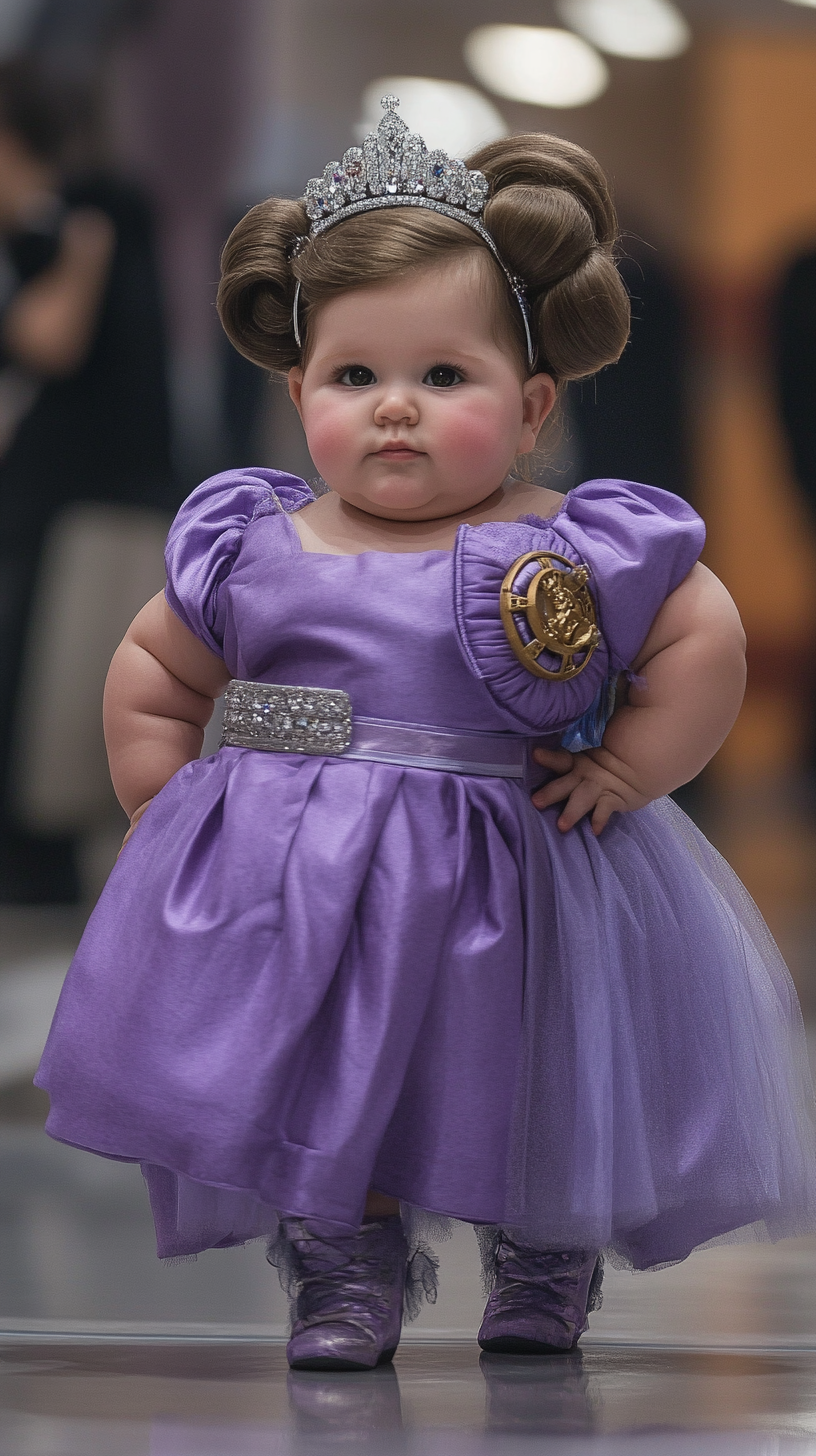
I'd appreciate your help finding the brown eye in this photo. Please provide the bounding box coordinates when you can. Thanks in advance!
[424,366,462,388]
[340,366,375,387]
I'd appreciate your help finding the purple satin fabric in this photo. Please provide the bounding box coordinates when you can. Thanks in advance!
[35,471,816,1265]
[346,717,550,788]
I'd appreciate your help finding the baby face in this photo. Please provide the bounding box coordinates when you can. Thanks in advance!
[288,254,555,522]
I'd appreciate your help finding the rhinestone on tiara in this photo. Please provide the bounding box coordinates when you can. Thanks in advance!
[302,95,490,225]
[292,96,536,368]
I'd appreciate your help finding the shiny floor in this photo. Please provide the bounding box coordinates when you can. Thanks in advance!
[5,782,816,1453]
[4,1337,816,1454]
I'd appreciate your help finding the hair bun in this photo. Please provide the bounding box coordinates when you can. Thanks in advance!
[218,133,630,383]
[469,133,630,379]
[218,197,309,372]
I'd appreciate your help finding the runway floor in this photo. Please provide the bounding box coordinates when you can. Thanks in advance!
[5,1212,816,1454]
[4,1334,816,1453]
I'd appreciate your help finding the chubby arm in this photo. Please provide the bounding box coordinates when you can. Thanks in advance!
[532,563,747,833]
[104,593,231,825]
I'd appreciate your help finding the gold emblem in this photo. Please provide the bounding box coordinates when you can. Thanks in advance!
[500,551,600,681]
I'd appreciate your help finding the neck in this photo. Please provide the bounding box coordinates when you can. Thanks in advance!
[334,483,508,539]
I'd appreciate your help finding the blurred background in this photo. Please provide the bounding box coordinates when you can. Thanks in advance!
[2,0,816,1342]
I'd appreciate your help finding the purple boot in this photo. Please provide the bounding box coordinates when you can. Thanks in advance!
[478,1232,601,1355]
[275,1215,408,1372]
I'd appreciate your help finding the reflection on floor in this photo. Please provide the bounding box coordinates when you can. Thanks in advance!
[3,781,816,1450]
[3,1340,816,1453]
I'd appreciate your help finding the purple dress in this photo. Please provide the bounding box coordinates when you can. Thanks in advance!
[35,471,816,1269]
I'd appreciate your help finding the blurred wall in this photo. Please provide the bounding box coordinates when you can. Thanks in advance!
[685,35,816,790]
[108,0,261,481]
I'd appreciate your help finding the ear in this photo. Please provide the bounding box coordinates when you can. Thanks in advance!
[288,367,304,419]
[518,372,557,455]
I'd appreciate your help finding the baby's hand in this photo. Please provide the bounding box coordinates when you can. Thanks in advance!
[530,746,650,835]
[119,799,154,854]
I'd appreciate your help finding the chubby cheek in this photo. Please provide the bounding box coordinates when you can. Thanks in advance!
[434,396,518,475]
[300,400,362,479]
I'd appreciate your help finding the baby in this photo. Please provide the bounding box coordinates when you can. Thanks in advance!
[36,100,816,1371]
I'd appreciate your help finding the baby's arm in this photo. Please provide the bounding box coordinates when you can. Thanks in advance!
[104,593,231,835]
[531,563,747,834]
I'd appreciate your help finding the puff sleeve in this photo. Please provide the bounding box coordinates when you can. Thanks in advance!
[164,469,314,655]
[453,479,705,736]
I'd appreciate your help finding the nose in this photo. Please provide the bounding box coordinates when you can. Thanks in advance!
[373,385,419,428]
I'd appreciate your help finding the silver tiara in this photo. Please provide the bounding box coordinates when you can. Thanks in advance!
[291,95,536,369]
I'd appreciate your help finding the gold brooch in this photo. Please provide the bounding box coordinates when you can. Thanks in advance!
[500,551,600,681]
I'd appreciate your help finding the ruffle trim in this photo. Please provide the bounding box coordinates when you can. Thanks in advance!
[452,481,705,736]
[453,518,612,735]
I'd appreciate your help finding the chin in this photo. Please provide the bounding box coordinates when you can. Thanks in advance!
[357,481,437,515]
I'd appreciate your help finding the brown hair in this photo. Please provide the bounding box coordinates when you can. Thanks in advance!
[217,132,630,384]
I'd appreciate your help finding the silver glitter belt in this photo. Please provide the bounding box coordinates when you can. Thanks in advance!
[220,679,547,784]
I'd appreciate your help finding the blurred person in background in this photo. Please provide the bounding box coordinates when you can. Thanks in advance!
[773,247,816,783]
[570,237,690,501]
[0,57,173,903]
[775,248,816,520]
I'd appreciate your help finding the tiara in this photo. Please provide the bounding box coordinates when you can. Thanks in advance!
[291,95,536,369]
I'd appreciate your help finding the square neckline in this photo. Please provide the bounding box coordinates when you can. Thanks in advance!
[280,496,566,560]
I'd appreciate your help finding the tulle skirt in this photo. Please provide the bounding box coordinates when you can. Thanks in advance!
[505,795,816,1267]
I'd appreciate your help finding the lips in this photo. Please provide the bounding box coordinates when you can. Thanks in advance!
[373,443,422,459]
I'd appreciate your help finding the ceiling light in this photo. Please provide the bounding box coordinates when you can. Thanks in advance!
[782,0,816,8]
[358,78,507,156]
[464,25,609,109]
[556,0,691,59]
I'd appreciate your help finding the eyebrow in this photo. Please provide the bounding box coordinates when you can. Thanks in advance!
[314,345,492,367]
